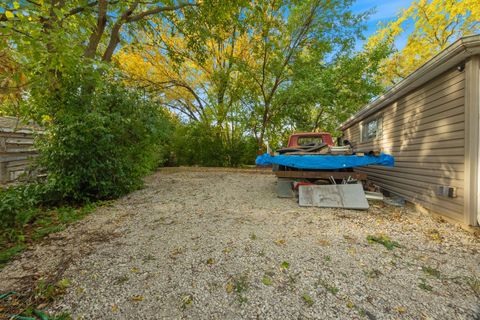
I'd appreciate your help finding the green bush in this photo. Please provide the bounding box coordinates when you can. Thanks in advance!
[0,184,44,231]
[172,122,257,167]
[35,81,173,202]
[1,77,173,229]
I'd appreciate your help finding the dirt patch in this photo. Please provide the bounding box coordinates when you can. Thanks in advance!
[1,168,479,319]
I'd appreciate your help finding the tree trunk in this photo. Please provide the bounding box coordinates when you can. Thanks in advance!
[84,0,108,59]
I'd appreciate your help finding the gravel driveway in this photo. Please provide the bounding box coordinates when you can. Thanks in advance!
[2,168,480,319]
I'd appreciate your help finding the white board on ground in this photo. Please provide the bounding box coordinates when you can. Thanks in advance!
[298,184,369,210]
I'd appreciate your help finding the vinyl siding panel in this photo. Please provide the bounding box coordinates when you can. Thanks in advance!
[342,67,466,222]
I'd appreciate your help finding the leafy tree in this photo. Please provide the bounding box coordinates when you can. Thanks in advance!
[0,0,212,118]
[236,0,368,149]
[0,46,26,114]
[117,0,372,151]
[367,0,480,85]
[274,43,390,140]
[115,2,257,165]
[0,0,198,62]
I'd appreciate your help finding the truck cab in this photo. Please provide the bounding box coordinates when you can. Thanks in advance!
[287,132,335,148]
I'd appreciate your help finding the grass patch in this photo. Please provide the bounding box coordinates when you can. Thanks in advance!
[0,243,26,268]
[421,266,441,279]
[34,278,71,302]
[418,278,433,292]
[114,275,129,285]
[302,293,314,306]
[0,202,103,269]
[280,261,290,269]
[366,234,401,250]
[318,279,339,295]
[364,269,382,279]
[32,225,65,241]
[262,275,273,286]
[466,276,480,297]
[227,273,249,303]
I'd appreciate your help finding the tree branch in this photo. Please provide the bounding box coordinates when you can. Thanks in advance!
[102,2,139,61]
[63,1,99,20]
[126,2,197,23]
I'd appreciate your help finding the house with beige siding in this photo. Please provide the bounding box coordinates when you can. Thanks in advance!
[340,35,480,227]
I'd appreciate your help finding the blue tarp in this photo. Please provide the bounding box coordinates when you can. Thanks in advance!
[255,153,394,170]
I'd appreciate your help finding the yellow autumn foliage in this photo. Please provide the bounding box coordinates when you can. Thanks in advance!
[0,48,27,107]
[367,0,480,85]
[114,20,257,123]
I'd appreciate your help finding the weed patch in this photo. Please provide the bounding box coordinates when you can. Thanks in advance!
[318,279,339,295]
[421,266,441,279]
[0,202,101,269]
[0,244,26,268]
[302,293,314,306]
[262,275,273,286]
[466,276,480,297]
[227,273,249,303]
[366,234,401,250]
[364,269,382,279]
[418,278,433,292]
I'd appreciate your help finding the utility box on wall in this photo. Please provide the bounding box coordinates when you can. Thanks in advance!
[436,185,457,198]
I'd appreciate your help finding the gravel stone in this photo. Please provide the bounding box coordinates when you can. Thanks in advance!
[2,168,479,319]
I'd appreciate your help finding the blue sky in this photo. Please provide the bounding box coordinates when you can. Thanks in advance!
[351,0,414,50]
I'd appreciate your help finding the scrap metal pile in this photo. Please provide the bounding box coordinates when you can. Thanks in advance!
[276,142,381,157]
[255,133,395,210]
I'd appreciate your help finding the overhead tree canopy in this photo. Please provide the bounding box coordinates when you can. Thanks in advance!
[116,0,383,149]
[0,0,198,62]
[367,0,480,86]
[1,0,391,154]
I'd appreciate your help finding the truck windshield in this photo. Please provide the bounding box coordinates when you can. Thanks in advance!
[297,137,323,146]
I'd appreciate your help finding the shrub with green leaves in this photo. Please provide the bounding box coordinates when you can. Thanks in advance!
[172,122,257,167]
[0,184,44,230]
[33,72,173,202]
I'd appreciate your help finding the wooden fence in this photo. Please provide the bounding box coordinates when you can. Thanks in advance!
[0,117,41,184]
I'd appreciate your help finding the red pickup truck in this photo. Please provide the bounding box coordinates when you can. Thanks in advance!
[287,132,334,148]
[276,132,335,155]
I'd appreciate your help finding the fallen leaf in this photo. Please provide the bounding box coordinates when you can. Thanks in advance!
[226,282,234,294]
[318,239,330,246]
[274,239,286,246]
[131,295,144,302]
[130,267,140,273]
[394,306,406,314]
[111,304,118,312]
[425,229,443,242]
